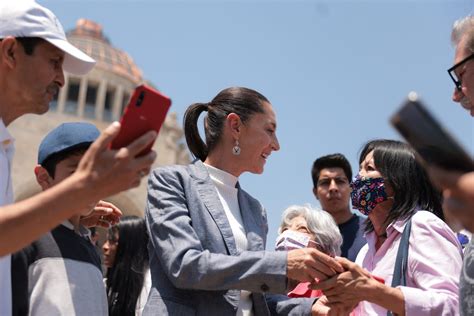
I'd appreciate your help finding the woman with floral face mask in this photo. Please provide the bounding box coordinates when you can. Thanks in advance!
[314,139,463,316]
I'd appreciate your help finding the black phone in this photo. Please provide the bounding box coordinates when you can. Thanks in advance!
[390,93,474,172]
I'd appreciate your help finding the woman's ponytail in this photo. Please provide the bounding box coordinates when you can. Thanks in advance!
[183,102,209,161]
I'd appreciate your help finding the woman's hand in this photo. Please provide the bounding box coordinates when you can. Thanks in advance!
[311,295,330,316]
[314,257,406,315]
[287,248,344,283]
[312,257,373,307]
[311,295,355,316]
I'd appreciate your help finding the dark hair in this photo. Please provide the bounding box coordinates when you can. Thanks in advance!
[41,144,90,179]
[15,37,45,55]
[106,216,149,316]
[311,153,353,187]
[89,227,96,235]
[183,87,269,161]
[359,139,443,233]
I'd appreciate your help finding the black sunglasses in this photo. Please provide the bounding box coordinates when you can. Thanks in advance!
[448,53,474,91]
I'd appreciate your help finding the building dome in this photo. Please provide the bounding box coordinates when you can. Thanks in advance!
[9,19,189,218]
[67,19,143,84]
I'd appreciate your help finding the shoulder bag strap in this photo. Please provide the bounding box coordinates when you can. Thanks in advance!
[387,218,412,316]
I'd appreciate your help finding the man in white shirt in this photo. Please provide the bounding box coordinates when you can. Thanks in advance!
[0,121,15,315]
[0,2,157,314]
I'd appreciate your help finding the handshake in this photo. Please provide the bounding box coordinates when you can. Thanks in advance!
[286,249,380,316]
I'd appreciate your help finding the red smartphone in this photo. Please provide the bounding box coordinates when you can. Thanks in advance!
[110,84,171,155]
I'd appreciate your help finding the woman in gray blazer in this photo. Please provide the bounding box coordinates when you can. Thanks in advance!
[144,87,343,316]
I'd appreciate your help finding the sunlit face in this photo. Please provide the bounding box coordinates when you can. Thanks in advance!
[281,216,315,240]
[358,150,394,197]
[11,39,65,117]
[314,167,351,215]
[452,36,474,116]
[102,231,118,268]
[237,102,280,174]
[359,151,382,179]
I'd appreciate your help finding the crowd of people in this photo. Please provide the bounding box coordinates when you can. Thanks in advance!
[0,1,474,316]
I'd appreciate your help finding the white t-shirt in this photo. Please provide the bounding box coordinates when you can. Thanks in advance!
[0,118,15,316]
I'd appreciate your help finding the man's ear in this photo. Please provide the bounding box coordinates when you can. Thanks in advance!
[313,187,320,200]
[0,37,19,69]
[34,165,53,190]
[227,113,242,140]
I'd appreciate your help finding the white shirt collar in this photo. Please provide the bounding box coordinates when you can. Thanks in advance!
[61,220,75,230]
[204,163,238,188]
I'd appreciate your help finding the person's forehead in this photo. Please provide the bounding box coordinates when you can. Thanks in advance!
[289,215,307,225]
[259,101,276,125]
[57,153,82,167]
[319,167,347,179]
[362,150,375,163]
[454,36,471,63]
[35,40,65,57]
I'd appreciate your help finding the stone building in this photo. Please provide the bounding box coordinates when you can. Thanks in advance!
[9,19,189,217]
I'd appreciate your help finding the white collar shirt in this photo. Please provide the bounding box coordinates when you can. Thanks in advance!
[0,118,15,316]
[204,163,253,316]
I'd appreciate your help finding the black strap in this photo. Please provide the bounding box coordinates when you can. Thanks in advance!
[387,218,412,316]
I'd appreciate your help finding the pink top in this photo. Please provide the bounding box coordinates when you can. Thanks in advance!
[287,282,322,298]
[354,210,462,316]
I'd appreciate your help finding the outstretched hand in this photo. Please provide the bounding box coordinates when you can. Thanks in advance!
[287,248,344,283]
[311,295,355,316]
[312,257,373,308]
[80,200,122,228]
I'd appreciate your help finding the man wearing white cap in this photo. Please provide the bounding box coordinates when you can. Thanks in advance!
[0,2,157,315]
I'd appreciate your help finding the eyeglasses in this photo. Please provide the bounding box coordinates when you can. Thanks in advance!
[448,53,474,91]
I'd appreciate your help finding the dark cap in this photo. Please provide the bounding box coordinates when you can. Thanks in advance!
[38,122,100,164]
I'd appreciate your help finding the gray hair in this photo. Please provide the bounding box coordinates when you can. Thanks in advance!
[451,15,474,53]
[278,204,343,256]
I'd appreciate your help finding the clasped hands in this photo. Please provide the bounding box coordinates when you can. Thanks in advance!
[287,249,376,316]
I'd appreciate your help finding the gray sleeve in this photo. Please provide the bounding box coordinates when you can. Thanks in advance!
[266,294,316,316]
[145,167,288,294]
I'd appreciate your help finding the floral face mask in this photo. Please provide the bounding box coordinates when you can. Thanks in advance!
[350,175,390,216]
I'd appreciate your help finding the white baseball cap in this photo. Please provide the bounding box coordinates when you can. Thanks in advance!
[0,1,95,75]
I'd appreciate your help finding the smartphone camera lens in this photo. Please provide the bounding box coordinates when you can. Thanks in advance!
[136,91,145,107]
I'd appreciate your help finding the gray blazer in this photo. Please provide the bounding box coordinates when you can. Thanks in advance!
[143,160,313,315]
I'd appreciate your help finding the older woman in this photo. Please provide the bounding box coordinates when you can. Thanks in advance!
[276,204,342,256]
[143,87,343,315]
[275,205,342,298]
[315,139,463,316]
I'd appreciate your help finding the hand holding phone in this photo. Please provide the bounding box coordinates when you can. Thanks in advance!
[110,84,171,156]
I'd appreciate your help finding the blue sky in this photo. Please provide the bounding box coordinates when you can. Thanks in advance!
[43,0,474,248]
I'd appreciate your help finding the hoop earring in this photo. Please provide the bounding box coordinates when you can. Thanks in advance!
[232,140,241,156]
